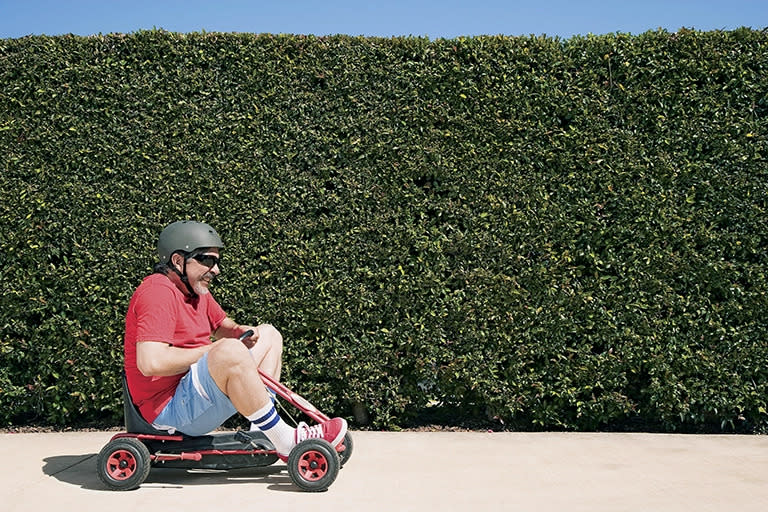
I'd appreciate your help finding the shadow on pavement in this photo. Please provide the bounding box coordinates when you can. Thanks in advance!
[42,454,294,491]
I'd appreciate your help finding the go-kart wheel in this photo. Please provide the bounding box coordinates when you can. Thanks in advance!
[338,431,354,467]
[286,439,340,492]
[97,437,151,491]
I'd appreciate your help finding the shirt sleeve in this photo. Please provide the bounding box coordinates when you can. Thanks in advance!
[207,294,228,332]
[133,283,178,344]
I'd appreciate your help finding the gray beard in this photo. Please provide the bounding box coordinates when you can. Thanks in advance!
[193,273,215,296]
[193,283,210,296]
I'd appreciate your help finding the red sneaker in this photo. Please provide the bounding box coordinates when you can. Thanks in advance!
[278,418,348,462]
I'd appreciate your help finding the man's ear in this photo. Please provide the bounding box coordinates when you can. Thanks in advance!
[170,252,185,271]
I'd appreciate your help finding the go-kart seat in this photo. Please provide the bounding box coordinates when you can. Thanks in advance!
[122,373,173,435]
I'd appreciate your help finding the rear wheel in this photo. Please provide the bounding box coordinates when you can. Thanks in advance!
[97,438,151,491]
[286,439,340,492]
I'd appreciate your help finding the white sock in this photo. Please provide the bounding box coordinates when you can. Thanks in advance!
[247,402,295,454]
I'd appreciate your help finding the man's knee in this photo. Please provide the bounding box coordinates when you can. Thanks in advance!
[209,338,251,370]
[259,324,283,352]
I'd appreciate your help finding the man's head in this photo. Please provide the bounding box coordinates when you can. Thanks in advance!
[157,221,224,296]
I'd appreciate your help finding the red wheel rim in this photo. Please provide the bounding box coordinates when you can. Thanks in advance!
[105,449,137,481]
[296,450,328,482]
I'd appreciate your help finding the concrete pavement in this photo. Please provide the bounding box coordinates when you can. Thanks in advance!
[2,430,767,511]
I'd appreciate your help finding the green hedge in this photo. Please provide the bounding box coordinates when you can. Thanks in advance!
[1,29,766,431]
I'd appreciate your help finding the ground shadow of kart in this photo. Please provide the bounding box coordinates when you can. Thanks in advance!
[97,339,352,492]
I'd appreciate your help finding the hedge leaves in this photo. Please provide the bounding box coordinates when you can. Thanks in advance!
[1,29,766,431]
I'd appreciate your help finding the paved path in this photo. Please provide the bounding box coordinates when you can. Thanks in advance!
[2,431,767,511]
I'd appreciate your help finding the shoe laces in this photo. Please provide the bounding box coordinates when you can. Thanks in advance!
[295,421,324,442]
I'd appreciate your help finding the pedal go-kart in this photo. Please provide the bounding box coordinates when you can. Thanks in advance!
[97,331,353,492]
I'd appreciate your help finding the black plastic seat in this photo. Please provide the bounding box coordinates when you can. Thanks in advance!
[122,373,175,435]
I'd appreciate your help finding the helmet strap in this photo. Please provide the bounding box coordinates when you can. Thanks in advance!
[167,253,198,299]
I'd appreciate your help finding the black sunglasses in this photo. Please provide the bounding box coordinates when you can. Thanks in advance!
[188,253,221,268]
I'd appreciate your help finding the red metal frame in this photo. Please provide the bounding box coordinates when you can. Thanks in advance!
[151,448,281,462]
[111,433,185,442]
[258,369,332,424]
[107,432,278,461]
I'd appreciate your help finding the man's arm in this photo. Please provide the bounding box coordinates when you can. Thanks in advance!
[136,341,213,377]
[213,318,260,348]
[212,317,244,340]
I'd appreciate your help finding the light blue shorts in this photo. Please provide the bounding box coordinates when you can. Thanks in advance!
[152,352,238,436]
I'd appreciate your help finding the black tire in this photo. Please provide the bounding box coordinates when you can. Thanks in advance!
[338,431,354,467]
[286,439,340,492]
[97,437,152,491]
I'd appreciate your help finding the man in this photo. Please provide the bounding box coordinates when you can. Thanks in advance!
[124,220,347,460]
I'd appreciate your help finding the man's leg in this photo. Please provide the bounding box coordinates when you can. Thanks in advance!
[207,337,346,459]
[248,323,283,381]
[207,338,274,417]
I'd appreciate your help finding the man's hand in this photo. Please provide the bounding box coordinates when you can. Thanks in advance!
[214,318,260,348]
[237,325,260,349]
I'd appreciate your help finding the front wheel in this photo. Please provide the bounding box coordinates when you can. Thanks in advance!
[97,438,151,491]
[338,431,354,467]
[286,439,340,492]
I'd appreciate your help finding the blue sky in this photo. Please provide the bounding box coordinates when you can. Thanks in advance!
[1,0,766,40]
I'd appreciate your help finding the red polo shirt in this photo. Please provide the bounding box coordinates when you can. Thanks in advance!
[124,273,227,422]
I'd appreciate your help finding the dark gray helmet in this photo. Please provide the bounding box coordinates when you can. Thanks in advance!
[157,221,224,264]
